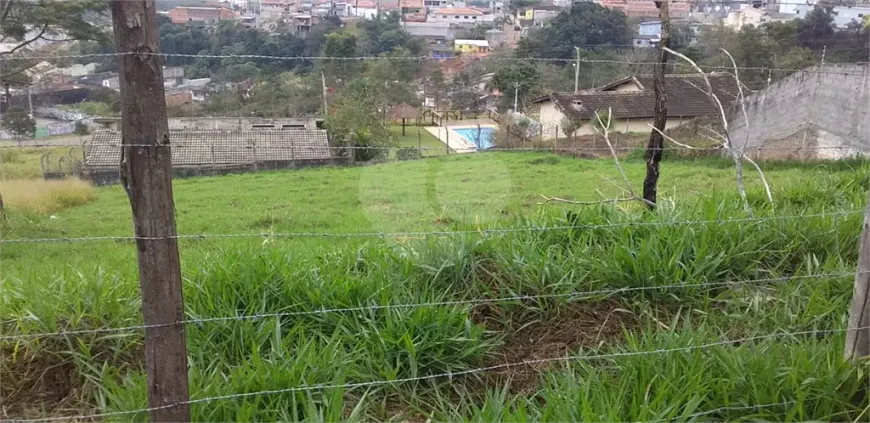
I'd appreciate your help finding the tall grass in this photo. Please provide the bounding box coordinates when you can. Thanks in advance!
[1,159,869,420]
[0,178,95,214]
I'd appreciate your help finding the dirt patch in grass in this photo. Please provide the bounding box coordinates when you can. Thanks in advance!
[474,300,637,394]
[1,343,144,421]
[0,350,90,420]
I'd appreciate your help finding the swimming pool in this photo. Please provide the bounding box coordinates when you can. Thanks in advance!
[453,127,496,149]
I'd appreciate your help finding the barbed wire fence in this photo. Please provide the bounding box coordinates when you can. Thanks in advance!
[1,31,870,422]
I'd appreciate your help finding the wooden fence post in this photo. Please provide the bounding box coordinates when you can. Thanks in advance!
[846,187,870,360]
[110,1,191,421]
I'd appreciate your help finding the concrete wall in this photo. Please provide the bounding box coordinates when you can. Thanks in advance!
[728,64,870,159]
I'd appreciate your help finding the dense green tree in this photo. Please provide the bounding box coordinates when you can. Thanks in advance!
[1,106,35,140]
[320,32,362,86]
[325,78,392,161]
[516,3,632,59]
[223,62,260,83]
[489,61,539,111]
[73,121,89,136]
[797,5,835,51]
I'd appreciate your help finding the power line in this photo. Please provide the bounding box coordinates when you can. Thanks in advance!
[1,52,868,75]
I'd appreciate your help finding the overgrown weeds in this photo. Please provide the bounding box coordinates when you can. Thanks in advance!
[0,178,94,214]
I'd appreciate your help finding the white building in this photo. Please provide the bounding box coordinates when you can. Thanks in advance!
[724,6,795,30]
[779,1,870,29]
[431,7,493,23]
[346,0,379,18]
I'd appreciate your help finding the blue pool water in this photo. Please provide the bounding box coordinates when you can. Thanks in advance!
[453,127,496,149]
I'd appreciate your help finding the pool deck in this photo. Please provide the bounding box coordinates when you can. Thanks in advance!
[425,122,498,154]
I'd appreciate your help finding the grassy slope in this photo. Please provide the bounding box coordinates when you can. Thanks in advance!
[2,152,869,421]
[0,146,83,179]
[390,125,448,156]
[0,152,841,276]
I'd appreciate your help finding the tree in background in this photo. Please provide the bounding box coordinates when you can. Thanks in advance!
[1,107,36,142]
[489,61,539,112]
[223,62,260,83]
[320,32,362,86]
[516,3,632,59]
[0,0,108,82]
[456,23,494,40]
[797,5,836,51]
[73,121,90,136]
[325,79,392,161]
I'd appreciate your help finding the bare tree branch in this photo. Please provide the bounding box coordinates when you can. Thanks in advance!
[594,109,657,208]
[663,46,752,214]
[721,48,774,207]
[0,23,49,56]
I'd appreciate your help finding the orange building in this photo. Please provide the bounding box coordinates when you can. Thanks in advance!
[596,0,690,19]
[167,6,235,25]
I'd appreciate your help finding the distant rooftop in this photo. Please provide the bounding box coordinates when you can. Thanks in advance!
[85,129,332,170]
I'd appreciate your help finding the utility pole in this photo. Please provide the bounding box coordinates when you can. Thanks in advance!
[26,85,32,117]
[642,0,671,209]
[845,37,870,361]
[109,1,191,421]
[846,188,870,360]
[513,82,519,112]
[574,47,580,93]
[321,71,329,115]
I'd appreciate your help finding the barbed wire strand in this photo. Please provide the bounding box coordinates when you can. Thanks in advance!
[2,51,868,75]
[7,143,870,152]
[2,271,858,341]
[0,210,859,245]
[8,326,865,423]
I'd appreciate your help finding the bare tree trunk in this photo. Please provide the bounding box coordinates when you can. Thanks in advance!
[110,1,191,421]
[642,0,671,209]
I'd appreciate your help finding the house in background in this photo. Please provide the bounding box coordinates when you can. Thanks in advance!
[346,0,379,18]
[454,39,489,54]
[724,6,795,30]
[431,7,493,24]
[168,6,235,25]
[532,74,741,139]
[404,22,458,58]
[779,1,870,29]
[596,0,690,19]
[516,4,562,28]
[485,28,505,47]
[633,19,706,48]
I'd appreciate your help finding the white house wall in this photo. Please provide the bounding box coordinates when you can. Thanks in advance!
[537,101,694,140]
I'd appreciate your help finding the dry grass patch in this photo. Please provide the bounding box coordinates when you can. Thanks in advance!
[0,179,95,214]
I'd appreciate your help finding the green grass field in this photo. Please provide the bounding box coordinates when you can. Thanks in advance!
[2,152,869,421]
[390,125,449,156]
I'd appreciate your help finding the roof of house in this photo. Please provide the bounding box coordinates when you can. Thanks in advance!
[85,129,332,169]
[534,74,741,120]
[435,7,484,15]
[455,39,489,46]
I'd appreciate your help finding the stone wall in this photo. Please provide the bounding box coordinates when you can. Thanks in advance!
[728,64,869,160]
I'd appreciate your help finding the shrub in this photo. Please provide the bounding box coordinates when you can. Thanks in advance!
[396,147,421,161]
